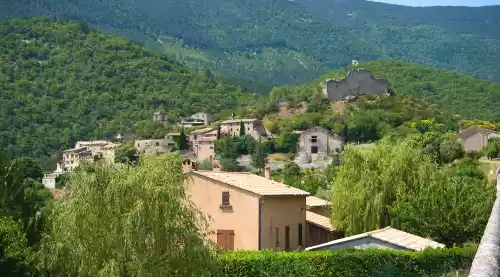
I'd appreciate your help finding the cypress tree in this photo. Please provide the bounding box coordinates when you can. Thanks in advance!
[239,121,245,136]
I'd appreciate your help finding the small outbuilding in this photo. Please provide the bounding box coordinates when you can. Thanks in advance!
[305,226,444,252]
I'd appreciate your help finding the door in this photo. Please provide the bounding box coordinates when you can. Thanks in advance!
[216,230,235,251]
[285,226,290,250]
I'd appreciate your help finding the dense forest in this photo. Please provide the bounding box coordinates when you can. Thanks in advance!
[0,18,251,162]
[2,0,500,91]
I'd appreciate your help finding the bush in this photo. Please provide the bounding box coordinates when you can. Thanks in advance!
[0,216,37,277]
[210,247,475,277]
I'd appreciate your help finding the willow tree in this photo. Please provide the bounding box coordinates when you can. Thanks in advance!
[331,137,438,235]
[40,155,214,277]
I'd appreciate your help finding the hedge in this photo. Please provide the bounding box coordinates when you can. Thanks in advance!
[209,247,476,277]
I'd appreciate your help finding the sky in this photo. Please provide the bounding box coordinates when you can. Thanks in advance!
[371,0,500,6]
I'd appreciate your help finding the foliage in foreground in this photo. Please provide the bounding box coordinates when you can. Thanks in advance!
[211,247,475,277]
[331,134,494,246]
[40,155,215,277]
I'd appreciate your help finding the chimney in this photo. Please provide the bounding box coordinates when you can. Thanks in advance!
[264,164,271,180]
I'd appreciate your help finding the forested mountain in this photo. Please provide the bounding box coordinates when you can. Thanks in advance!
[2,0,500,90]
[284,60,500,121]
[0,18,249,161]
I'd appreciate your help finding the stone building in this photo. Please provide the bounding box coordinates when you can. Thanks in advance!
[220,118,268,140]
[457,126,500,152]
[295,127,344,163]
[322,69,389,101]
[180,112,212,127]
[153,111,168,125]
[135,134,176,156]
[62,140,116,171]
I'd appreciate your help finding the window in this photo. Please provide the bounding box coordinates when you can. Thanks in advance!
[311,136,318,143]
[156,142,160,146]
[275,227,280,247]
[285,226,290,250]
[311,146,319,154]
[222,191,230,206]
[298,223,303,247]
[194,135,198,140]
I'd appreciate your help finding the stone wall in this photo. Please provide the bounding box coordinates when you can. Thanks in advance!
[323,69,389,101]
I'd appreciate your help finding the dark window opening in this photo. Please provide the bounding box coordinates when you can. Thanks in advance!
[156,142,160,146]
[311,136,318,143]
[222,191,230,205]
[285,226,290,250]
[298,223,303,247]
[276,227,280,247]
[311,146,319,154]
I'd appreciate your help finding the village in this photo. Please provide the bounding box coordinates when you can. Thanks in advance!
[39,69,500,255]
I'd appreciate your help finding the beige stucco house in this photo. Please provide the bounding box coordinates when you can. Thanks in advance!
[42,163,64,189]
[186,171,310,251]
[296,127,344,163]
[220,118,268,140]
[135,135,176,156]
[457,126,500,152]
[322,69,389,101]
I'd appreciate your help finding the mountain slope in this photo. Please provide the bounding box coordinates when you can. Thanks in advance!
[2,0,500,88]
[0,18,249,160]
[304,61,500,121]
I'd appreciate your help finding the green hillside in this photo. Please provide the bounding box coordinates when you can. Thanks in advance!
[0,18,250,161]
[289,61,500,121]
[2,0,500,89]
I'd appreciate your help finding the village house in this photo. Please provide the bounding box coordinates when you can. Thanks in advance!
[457,126,500,152]
[180,112,212,127]
[305,227,444,252]
[186,168,310,251]
[42,163,64,189]
[322,68,389,101]
[135,134,176,156]
[219,118,268,140]
[295,127,344,163]
[62,140,116,171]
[188,127,218,161]
[152,111,168,125]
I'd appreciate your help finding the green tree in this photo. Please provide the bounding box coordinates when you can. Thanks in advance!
[179,126,188,150]
[40,155,214,276]
[483,138,500,159]
[332,136,493,246]
[251,142,266,172]
[283,162,301,186]
[392,170,494,247]
[0,216,37,276]
[239,121,245,136]
[114,141,139,165]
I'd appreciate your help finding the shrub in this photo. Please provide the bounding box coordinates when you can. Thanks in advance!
[210,247,475,277]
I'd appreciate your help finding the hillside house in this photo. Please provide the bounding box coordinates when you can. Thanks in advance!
[186,170,310,251]
[62,140,116,171]
[42,163,64,189]
[135,135,176,156]
[322,69,389,101]
[220,118,268,140]
[296,127,344,163]
[188,127,218,161]
[457,126,500,152]
[180,112,212,127]
[153,111,168,125]
[306,227,444,252]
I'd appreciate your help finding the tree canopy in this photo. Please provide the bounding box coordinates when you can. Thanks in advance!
[40,155,215,276]
[331,135,494,246]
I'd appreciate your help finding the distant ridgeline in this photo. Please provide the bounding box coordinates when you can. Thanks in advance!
[322,68,389,101]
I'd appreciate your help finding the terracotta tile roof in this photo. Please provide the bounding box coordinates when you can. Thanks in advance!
[220,118,258,124]
[306,196,331,207]
[192,171,310,197]
[306,211,333,231]
[306,226,445,251]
